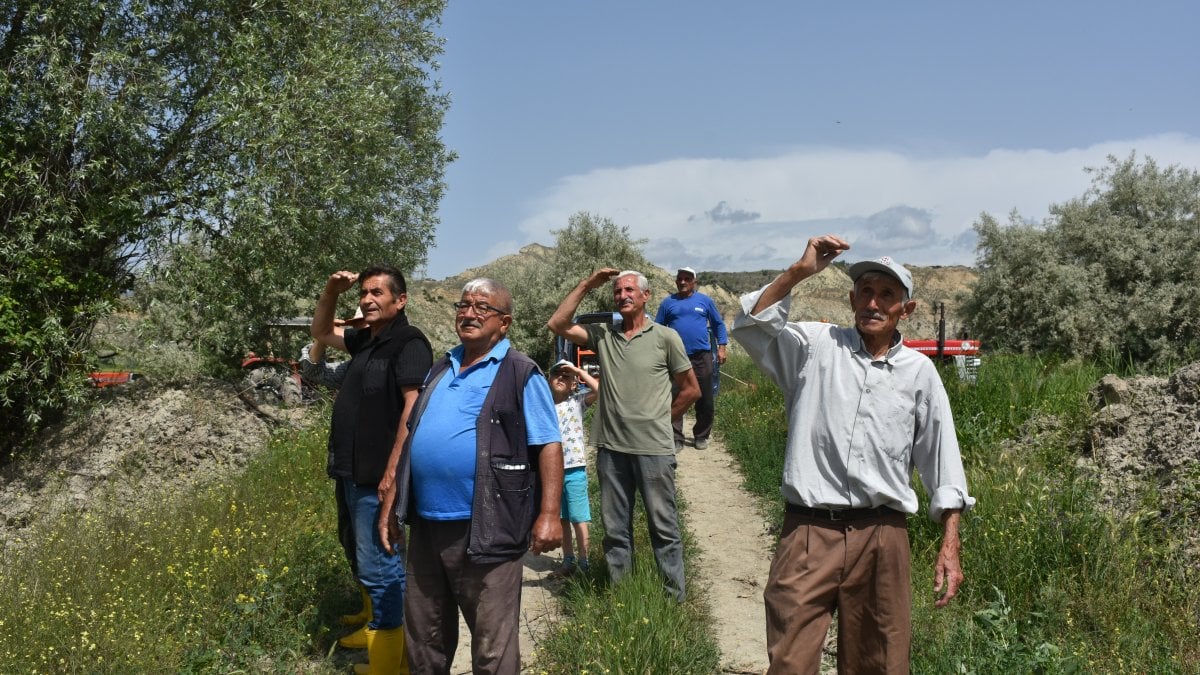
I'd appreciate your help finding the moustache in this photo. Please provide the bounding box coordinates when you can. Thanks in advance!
[858,312,886,321]
[459,318,483,330]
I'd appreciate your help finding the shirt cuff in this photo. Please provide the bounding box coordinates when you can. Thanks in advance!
[929,486,976,523]
[299,343,324,365]
[734,287,791,330]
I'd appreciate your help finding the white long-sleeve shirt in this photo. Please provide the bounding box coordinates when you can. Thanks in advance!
[731,285,975,522]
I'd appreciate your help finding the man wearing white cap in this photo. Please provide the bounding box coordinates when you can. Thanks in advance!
[730,235,975,673]
[654,266,728,450]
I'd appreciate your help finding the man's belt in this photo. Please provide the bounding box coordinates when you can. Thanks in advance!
[785,503,902,521]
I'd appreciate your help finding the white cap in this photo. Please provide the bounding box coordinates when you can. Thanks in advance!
[848,256,914,297]
[336,306,367,328]
[549,359,573,373]
[676,266,697,279]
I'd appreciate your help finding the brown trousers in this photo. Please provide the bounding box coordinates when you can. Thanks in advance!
[404,516,524,675]
[765,509,911,675]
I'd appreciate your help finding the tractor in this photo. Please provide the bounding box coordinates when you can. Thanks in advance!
[902,302,981,382]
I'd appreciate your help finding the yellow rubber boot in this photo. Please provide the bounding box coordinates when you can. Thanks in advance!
[339,583,372,626]
[337,624,368,650]
[352,626,408,675]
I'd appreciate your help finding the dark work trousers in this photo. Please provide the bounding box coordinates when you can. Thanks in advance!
[672,351,715,444]
[405,516,524,675]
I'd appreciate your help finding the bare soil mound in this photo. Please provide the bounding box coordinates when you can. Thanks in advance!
[0,380,305,550]
[1082,361,1200,559]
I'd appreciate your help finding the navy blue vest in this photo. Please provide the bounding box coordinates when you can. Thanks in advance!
[394,348,548,563]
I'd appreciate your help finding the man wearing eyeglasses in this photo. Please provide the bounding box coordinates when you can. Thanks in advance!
[386,277,563,674]
[311,265,433,672]
[548,268,700,604]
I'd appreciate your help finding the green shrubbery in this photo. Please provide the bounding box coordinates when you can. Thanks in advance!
[965,154,1200,368]
[1,0,451,456]
[506,212,653,367]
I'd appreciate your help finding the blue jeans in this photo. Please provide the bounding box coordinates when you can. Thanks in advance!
[596,448,685,602]
[342,479,405,629]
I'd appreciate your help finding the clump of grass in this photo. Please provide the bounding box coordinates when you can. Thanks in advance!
[534,464,720,673]
[711,356,788,527]
[537,558,719,674]
[716,351,1200,672]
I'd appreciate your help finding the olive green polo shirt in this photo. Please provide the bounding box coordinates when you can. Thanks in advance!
[584,320,691,455]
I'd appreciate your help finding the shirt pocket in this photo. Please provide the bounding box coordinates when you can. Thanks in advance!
[361,358,390,395]
[451,381,490,416]
[876,387,917,462]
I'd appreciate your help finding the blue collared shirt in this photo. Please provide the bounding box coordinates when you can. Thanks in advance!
[409,338,560,520]
[655,291,728,354]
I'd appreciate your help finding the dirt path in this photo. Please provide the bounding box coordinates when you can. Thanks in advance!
[446,423,777,674]
[676,431,773,674]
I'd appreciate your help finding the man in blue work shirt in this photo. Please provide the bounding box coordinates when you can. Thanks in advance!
[655,266,728,450]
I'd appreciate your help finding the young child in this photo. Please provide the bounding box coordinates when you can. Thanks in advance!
[547,359,599,576]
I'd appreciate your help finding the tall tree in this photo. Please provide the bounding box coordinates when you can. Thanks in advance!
[963,154,1200,367]
[1,0,451,455]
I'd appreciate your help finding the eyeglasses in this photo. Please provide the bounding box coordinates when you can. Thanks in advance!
[452,301,509,317]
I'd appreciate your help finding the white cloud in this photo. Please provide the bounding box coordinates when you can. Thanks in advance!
[516,133,1200,271]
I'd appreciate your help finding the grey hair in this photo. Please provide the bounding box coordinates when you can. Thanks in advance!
[461,277,514,313]
[853,271,910,303]
[616,270,649,292]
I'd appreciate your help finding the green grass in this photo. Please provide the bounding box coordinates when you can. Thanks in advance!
[0,421,353,673]
[533,462,721,674]
[715,351,1200,673]
[0,407,720,673]
[5,351,1196,672]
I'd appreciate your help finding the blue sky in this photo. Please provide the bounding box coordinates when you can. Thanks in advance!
[422,1,1200,279]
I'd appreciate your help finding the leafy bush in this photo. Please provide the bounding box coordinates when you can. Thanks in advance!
[506,212,652,366]
[964,154,1200,368]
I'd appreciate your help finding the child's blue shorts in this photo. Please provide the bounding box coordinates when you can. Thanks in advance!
[560,466,591,523]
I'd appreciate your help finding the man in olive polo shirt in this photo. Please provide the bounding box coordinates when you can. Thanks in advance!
[547,268,699,602]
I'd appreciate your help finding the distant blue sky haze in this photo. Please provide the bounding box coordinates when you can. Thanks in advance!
[423,1,1200,278]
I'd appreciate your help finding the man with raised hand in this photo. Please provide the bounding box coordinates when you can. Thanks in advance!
[730,235,974,674]
[547,268,699,603]
[311,265,433,673]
